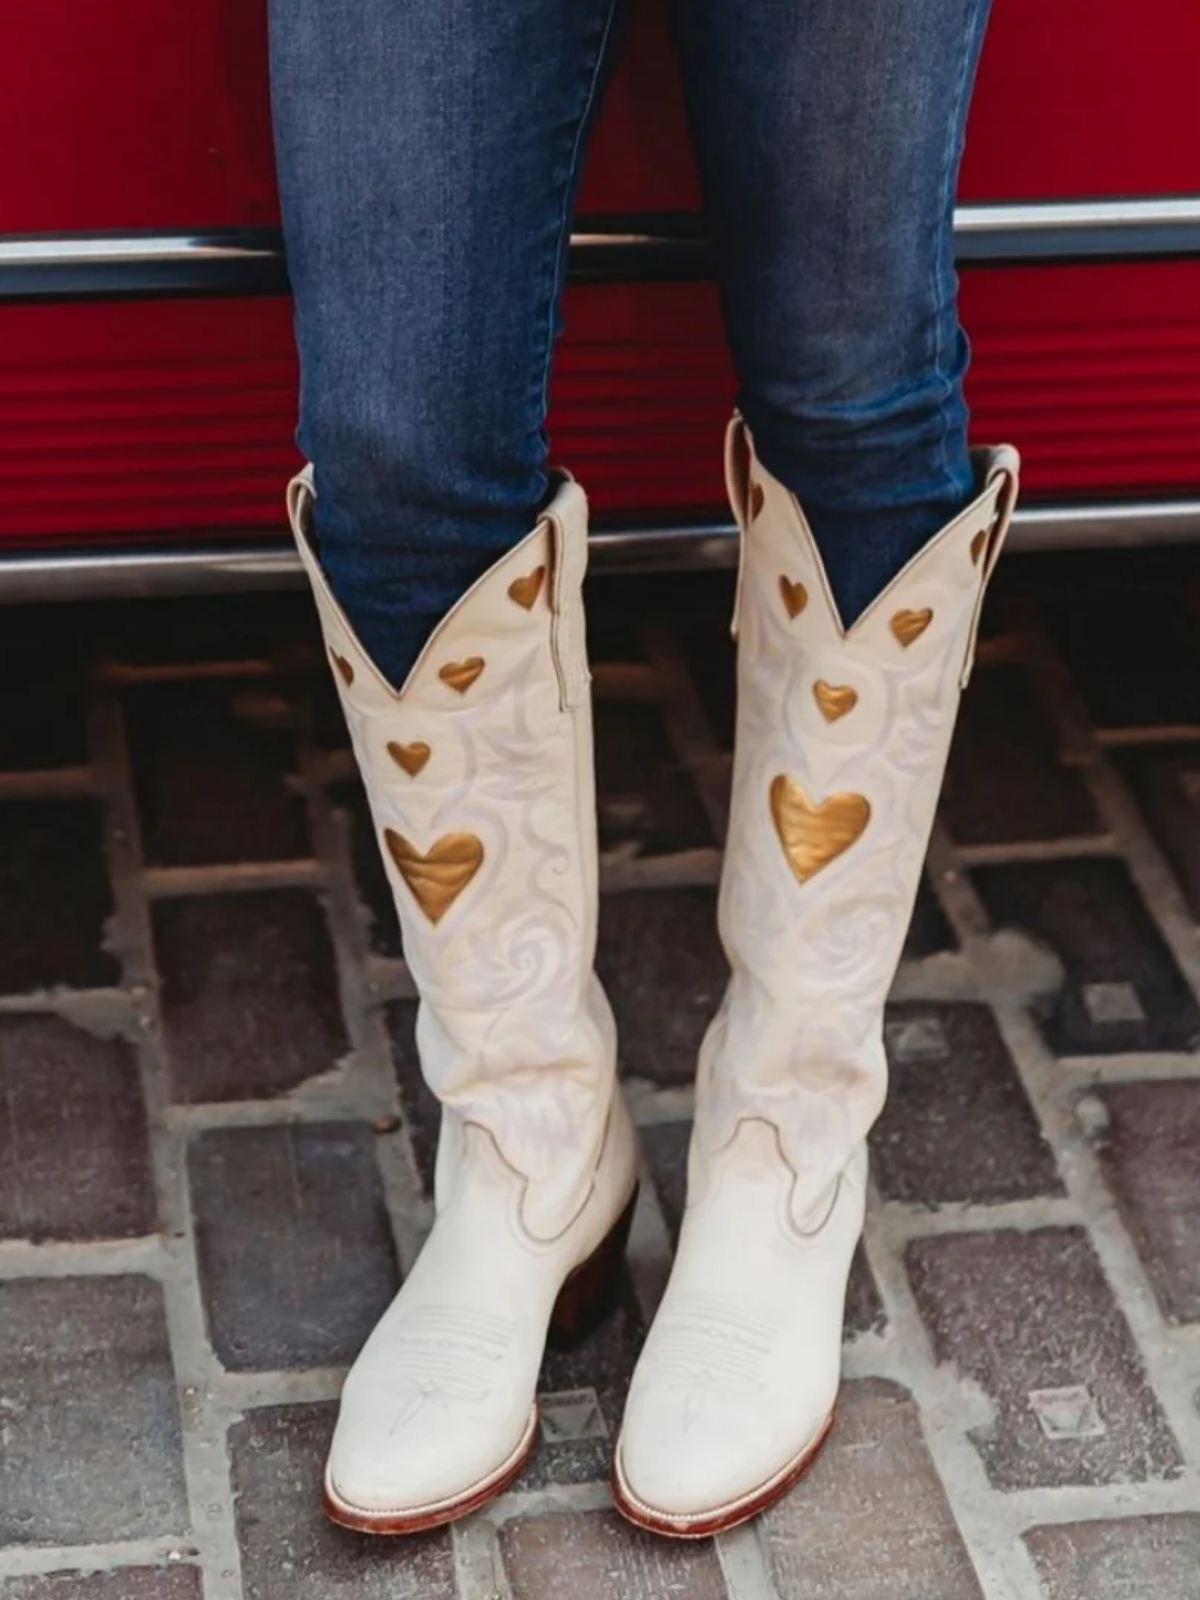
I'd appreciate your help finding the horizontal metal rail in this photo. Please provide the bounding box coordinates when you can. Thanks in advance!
[3,197,1200,300]
[1,496,1197,603]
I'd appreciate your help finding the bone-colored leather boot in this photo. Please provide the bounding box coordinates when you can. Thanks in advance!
[614,418,1019,1537]
[288,469,638,1535]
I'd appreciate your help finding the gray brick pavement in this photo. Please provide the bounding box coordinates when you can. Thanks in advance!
[1,562,1199,1599]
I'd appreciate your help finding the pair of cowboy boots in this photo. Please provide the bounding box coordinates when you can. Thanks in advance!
[287,416,1019,1538]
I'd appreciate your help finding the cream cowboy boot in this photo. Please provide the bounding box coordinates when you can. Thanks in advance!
[614,418,1019,1537]
[288,470,638,1535]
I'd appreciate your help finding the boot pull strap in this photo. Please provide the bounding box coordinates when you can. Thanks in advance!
[959,446,1021,689]
[545,476,593,711]
[724,413,754,640]
[286,464,315,535]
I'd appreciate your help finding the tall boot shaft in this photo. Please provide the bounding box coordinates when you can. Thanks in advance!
[288,468,617,1235]
[698,417,1020,1218]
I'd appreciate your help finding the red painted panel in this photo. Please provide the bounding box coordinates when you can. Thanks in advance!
[2,0,1197,554]
[2,0,1197,232]
[2,263,1198,550]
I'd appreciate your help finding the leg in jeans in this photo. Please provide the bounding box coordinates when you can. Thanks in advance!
[674,0,994,623]
[614,0,1020,1536]
[270,0,640,1535]
[270,0,623,684]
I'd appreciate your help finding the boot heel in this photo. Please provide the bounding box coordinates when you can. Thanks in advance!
[547,1186,638,1353]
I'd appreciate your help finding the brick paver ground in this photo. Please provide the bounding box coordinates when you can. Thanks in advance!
[1,554,1199,1600]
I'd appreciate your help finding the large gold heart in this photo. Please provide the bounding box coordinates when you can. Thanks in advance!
[769,775,870,884]
[507,566,546,611]
[384,829,484,924]
[438,657,486,695]
[779,577,808,621]
[890,608,934,648]
[813,680,859,723]
[387,740,431,778]
[329,648,355,687]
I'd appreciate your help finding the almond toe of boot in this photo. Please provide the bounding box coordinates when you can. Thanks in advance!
[614,1386,833,1538]
[323,1391,537,1534]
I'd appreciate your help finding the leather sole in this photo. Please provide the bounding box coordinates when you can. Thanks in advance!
[322,1183,639,1536]
[611,1409,835,1540]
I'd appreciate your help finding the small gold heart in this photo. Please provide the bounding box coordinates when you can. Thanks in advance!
[770,775,870,884]
[330,648,354,687]
[387,740,431,778]
[779,577,808,621]
[890,608,934,648]
[507,566,546,611]
[813,680,859,723]
[439,657,485,695]
[384,829,484,925]
[970,529,988,567]
[751,482,765,520]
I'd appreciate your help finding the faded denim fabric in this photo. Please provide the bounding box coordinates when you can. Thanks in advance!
[270,0,994,683]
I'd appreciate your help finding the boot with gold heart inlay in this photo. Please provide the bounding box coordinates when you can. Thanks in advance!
[287,468,637,1536]
[614,416,1019,1538]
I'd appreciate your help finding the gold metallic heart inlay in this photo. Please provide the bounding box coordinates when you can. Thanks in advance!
[438,657,485,694]
[507,566,546,611]
[890,607,934,648]
[384,829,484,924]
[387,740,431,778]
[970,528,988,566]
[779,577,808,621]
[813,680,859,723]
[330,648,355,687]
[769,775,870,884]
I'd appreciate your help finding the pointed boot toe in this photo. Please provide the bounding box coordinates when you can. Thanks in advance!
[324,1380,538,1533]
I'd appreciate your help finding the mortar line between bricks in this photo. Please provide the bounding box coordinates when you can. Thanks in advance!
[362,950,419,1002]
[0,1235,165,1277]
[0,1541,200,1580]
[1050,1051,1200,1084]
[1094,724,1200,747]
[201,1366,345,1410]
[141,859,325,898]
[483,1479,617,1525]
[452,1516,514,1600]
[99,656,279,687]
[996,1477,1200,1528]
[92,683,249,1600]
[159,1087,410,1133]
[991,1000,1200,1477]
[0,986,138,1023]
[954,834,1117,867]
[873,1195,1083,1240]
[599,845,723,893]
[297,736,433,1273]
[716,1522,782,1600]
[0,765,95,799]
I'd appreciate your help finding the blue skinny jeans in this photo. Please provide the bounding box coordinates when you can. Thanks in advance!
[269,0,994,685]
